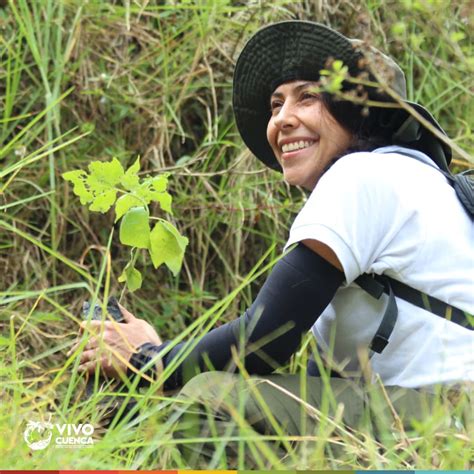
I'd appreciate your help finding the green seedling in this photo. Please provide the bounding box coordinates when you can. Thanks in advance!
[63,157,188,291]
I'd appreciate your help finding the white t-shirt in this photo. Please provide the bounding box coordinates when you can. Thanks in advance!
[284,146,474,388]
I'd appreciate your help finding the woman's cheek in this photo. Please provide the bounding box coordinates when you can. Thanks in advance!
[266,120,277,151]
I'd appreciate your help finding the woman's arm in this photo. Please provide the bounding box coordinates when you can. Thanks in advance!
[130,243,344,391]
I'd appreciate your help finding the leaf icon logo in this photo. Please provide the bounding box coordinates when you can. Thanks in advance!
[24,420,53,451]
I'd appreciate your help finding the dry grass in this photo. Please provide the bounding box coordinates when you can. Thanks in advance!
[0,0,472,469]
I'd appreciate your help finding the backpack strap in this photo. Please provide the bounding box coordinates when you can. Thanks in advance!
[356,148,473,353]
[384,147,474,217]
[355,274,473,354]
[452,169,474,216]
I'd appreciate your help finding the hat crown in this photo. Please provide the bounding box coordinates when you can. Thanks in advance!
[349,39,407,98]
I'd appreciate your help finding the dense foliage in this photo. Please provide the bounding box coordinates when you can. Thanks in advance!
[0,0,472,469]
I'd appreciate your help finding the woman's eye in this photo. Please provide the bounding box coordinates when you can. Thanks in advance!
[270,101,283,112]
[301,92,319,101]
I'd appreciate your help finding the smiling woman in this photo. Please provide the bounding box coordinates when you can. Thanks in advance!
[266,80,353,190]
[71,20,473,468]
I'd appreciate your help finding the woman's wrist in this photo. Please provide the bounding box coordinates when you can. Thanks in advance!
[128,341,170,388]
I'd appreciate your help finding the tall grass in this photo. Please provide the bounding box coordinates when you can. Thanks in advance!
[0,0,472,469]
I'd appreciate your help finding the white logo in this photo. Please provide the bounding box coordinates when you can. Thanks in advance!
[54,422,95,448]
[24,420,53,451]
[24,416,95,450]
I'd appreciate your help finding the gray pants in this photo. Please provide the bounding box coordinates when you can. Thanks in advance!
[171,371,452,469]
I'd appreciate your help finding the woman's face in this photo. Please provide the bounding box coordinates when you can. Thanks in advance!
[266,80,354,190]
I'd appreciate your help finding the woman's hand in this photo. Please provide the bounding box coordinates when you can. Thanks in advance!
[68,303,162,379]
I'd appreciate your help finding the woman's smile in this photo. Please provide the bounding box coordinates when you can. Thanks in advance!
[266,80,353,190]
[279,138,318,157]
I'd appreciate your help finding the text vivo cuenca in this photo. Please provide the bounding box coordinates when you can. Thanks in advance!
[55,423,94,447]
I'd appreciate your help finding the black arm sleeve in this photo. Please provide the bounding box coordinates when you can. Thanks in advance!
[129,243,344,390]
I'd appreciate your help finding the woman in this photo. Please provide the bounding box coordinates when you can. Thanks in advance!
[73,21,473,465]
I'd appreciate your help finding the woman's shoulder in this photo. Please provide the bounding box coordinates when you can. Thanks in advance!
[306,147,454,225]
[316,150,400,196]
[331,148,432,174]
[320,148,444,196]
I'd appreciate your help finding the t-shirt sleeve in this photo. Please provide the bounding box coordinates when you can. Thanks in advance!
[284,152,422,284]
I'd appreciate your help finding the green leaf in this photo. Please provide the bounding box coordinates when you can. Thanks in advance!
[136,177,172,213]
[119,207,150,249]
[89,189,117,213]
[86,172,108,194]
[118,263,142,292]
[121,157,141,191]
[143,174,172,212]
[134,181,153,205]
[115,194,145,222]
[63,170,85,182]
[450,31,465,43]
[76,183,94,205]
[332,59,343,72]
[88,157,124,187]
[391,21,406,36]
[151,174,169,193]
[143,190,172,213]
[149,220,188,276]
[80,162,120,212]
[155,192,172,213]
[63,170,94,205]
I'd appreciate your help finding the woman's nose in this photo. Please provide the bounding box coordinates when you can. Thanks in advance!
[273,102,299,129]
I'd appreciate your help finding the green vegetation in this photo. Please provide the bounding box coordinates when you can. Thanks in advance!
[0,0,472,469]
[63,157,187,290]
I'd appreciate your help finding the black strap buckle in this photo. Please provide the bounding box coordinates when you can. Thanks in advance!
[355,273,385,299]
[370,334,390,353]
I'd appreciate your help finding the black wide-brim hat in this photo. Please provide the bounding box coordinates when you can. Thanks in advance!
[233,21,451,172]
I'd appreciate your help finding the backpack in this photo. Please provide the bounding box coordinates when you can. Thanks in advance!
[357,148,473,353]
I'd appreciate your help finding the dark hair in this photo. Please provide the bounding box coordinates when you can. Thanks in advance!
[321,92,403,155]
[321,93,451,172]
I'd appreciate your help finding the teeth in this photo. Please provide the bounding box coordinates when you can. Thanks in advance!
[281,140,315,153]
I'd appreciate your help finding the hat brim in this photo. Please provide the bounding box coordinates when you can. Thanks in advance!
[233,21,451,172]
